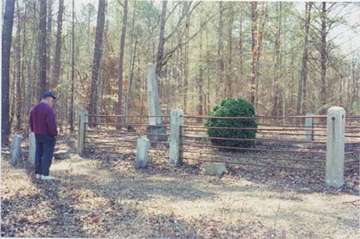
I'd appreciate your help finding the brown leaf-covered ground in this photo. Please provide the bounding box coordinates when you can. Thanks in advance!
[1,136,359,238]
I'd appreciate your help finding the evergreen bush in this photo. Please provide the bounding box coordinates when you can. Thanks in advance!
[205,98,257,148]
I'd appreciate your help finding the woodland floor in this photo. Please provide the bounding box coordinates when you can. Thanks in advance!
[1,135,360,238]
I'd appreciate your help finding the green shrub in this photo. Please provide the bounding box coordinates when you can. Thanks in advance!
[205,98,257,148]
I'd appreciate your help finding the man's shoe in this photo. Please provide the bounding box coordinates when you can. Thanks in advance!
[35,174,41,179]
[41,175,57,180]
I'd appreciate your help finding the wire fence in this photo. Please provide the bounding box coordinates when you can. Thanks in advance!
[181,114,359,173]
[80,112,359,175]
[83,114,170,156]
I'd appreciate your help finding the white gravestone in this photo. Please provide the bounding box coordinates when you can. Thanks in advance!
[136,136,150,169]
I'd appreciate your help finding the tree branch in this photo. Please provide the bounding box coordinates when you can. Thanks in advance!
[161,12,216,67]
[164,1,201,42]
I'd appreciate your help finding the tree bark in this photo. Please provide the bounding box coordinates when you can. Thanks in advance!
[1,0,15,145]
[52,0,64,89]
[216,1,224,101]
[297,2,312,115]
[15,1,22,130]
[271,2,282,117]
[320,2,327,106]
[38,0,47,98]
[255,3,267,108]
[69,0,75,131]
[155,0,167,76]
[238,7,244,98]
[225,5,234,98]
[89,0,107,127]
[250,2,257,105]
[125,1,138,125]
[47,0,53,80]
[116,0,128,129]
[183,2,190,113]
[196,20,204,118]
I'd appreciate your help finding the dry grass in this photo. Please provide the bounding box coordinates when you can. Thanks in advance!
[1,136,359,238]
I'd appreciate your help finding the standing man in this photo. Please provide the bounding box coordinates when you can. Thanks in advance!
[29,91,58,180]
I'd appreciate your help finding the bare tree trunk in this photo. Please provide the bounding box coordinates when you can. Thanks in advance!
[297,2,312,115]
[155,0,167,76]
[238,8,244,98]
[89,0,106,127]
[47,0,53,80]
[69,0,75,132]
[1,0,15,145]
[38,0,47,98]
[255,3,267,108]
[116,0,128,129]
[22,4,28,131]
[216,1,224,101]
[320,2,327,106]
[183,2,190,113]
[15,1,22,130]
[196,21,204,117]
[250,2,257,105]
[125,1,138,125]
[206,24,211,114]
[271,2,282,117]
[52,0,64,89]
[225,5,234,98]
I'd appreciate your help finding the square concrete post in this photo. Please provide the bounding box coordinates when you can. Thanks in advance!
[136,136,150,169]
[29,132,36,165]
[326,106,345,187]
[169,109,183,166]
[304,113,314,141]
[77,109,88,154]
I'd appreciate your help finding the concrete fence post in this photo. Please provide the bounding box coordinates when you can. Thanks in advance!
[136,136,150,169]
[304,113,314,141]
[29,132,36,165]
[77,109,88,154]
[326,106,345,187]
[169,109,183,166]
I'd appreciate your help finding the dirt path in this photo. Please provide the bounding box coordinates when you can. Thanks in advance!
[1,139,359,238]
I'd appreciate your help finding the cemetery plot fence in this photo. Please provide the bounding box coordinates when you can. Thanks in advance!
[77,107,359,187]
[78,111,170,157]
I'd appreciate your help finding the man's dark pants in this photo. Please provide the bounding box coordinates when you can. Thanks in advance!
[35,134,55,176]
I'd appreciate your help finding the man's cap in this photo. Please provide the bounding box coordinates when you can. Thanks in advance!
[42,91,56,99]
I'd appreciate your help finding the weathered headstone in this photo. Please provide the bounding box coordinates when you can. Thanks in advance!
[304,113,314,141]
[326,106,345,188]
[29,132,36,165]
[77,109,88,154]
[136,136,150,169]
[169,109,183,166]
[10,134,23,166]
[146,64,167,142]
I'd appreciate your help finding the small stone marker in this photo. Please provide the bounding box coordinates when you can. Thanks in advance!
[10,133,23,166]
[77,108,88,154]
[29,132,36,165]
[203,162,227,177]
[304,113,314,141]
[326,106,345,188]
[136,136,150,169]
